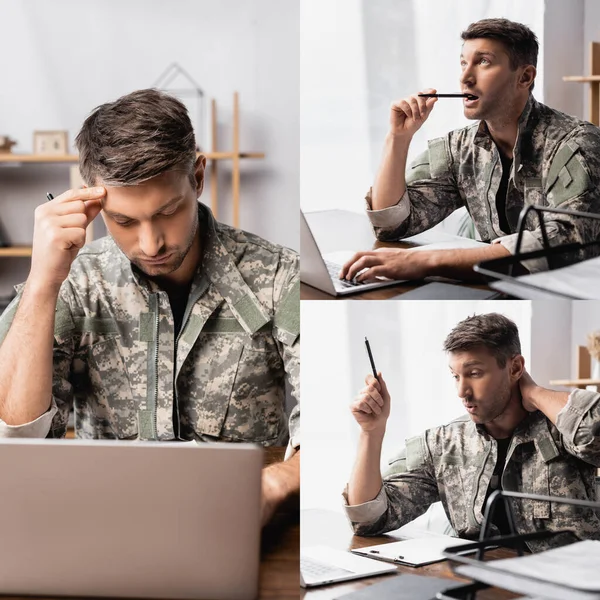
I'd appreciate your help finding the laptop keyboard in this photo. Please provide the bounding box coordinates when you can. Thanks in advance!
[301,556,355,580]
[324,260,364,288]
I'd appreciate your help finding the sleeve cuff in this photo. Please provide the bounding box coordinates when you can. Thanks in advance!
[0,399,57,438]
[365,188,411,230]
[284,435,300,460]
[342,484,388,525]
[556,389,600,439]
[495,231,548,273]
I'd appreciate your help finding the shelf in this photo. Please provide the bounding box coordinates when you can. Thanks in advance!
[0,246,32,257]
[562,76,600,82]
[550,378,600,387]
[0,151,264,164]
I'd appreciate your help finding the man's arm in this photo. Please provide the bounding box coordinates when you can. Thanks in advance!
[344,374,439,536]
[340,240,510,282]
[0,188,103,428]
[520,371,600,466]
[261,450,299,526]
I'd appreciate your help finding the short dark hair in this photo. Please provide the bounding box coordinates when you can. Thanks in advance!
[75,88,197,186]
[443,313,521,368]
[461,18,538,91]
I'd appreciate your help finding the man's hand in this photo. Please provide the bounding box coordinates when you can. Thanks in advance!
[389,88,438,139]
[261,451,299,527]
[519,369,539,412]
[29,187,105,292]
[339,248,431,282]
[350,373,391,435]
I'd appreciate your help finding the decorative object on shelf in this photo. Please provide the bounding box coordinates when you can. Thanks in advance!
[587,330,600,380]
[0,135,17,153]
[33,130,68,155]
[153,63,206,150]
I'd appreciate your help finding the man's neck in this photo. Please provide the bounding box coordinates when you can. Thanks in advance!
[484,389,529,440]
[484,94,530,159]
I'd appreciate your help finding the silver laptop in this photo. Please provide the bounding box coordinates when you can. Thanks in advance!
[301,545,397,588]
[300,210,405,296]
[0,438,263,600]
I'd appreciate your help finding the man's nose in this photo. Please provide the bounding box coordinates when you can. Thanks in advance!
[460,65,475,87]
[456,378,471,399]
[138,223,165,257]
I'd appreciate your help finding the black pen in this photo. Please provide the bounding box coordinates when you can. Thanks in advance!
[46,193,54,201]
[364,337,379,383]
[418,93,478,100]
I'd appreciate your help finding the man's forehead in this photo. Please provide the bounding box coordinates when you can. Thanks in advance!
[460,38,509,58]
[448,346,496,369]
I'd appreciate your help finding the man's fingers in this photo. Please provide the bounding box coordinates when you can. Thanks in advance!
[407,96,422,120]
[356,265,387,282]
[84,198,104,225]
[55,228,87,250]
[52,187,106,205]
[339,251,373,279]
[53,213,89,229]
[346,255,383,281]
[359,396,381,415]
[366,386,384,407]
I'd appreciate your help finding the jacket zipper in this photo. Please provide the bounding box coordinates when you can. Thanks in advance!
[484,152,500,239]
[153,294,159,440]
[470,442,491,529]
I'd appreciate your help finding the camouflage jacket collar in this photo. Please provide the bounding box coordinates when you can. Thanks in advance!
[122,202,270,337]
[475,409,559,463]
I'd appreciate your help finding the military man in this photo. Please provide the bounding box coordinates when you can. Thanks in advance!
[340,18,600,283]
[0,89,299,525]
[344,313,600,552]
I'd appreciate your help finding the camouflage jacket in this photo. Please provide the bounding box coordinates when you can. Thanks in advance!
[0,203,300,446]
[366,96,600,272]
[344,390,600,552]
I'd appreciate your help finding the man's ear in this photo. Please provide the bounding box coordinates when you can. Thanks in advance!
[194,155,207,197]
[510,355,525,382]
[519,65,536,91]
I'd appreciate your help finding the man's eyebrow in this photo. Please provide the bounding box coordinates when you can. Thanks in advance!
[449,360,486,371]
[460,51,497,59]
[104,195,184,219]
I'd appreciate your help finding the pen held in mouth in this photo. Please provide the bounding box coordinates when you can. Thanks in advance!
[418,93,479,100]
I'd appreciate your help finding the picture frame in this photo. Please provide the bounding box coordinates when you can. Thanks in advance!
[33,130,68,155]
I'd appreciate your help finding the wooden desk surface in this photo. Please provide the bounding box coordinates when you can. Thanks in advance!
[301,210,492,300]
[301,509,519,600]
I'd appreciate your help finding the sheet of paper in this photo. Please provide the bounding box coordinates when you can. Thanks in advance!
[496,256,600,299]
[456,540,600,599]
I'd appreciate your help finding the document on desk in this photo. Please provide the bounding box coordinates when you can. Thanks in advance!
[455,540,600,600]
[492,256,600,299]
[351,535,474,567]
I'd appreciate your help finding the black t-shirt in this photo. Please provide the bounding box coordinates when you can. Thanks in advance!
[484,436,512,537]
[168,285,192,438]
[496,151,513,234]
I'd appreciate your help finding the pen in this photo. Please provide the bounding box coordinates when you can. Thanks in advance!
[364,337,379,383]
[46,193,54,201]
[418,93,478,100]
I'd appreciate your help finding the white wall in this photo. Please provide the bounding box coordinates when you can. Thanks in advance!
[0,0,298,296]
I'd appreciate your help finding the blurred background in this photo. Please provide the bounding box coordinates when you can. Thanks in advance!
[0,0,299,303]
[301,300,600,518]
[301,0,597,232]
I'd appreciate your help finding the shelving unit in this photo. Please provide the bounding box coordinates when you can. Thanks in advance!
[0,91,262,256]
[563,41,600,125]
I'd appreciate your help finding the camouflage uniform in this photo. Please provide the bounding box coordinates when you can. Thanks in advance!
[343,389,600,552]
[366,96,600,272]
[0,203,300,447]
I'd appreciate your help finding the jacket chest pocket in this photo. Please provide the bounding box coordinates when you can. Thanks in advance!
[521,451,551,520]
[85,337,137,439]
[187,333,284,443]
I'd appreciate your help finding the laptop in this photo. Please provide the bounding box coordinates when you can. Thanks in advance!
[0,438,263,600]
[300,210,406,295]
[300,545,398,588]
[301,210,489,296]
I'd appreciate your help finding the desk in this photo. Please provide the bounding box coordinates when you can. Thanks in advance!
[301,210,493,300]
[301,509,519,600]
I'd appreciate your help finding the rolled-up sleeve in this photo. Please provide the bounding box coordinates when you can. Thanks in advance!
[556,389,600,465]
[0,399,57,437]
[342,435,440,536]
